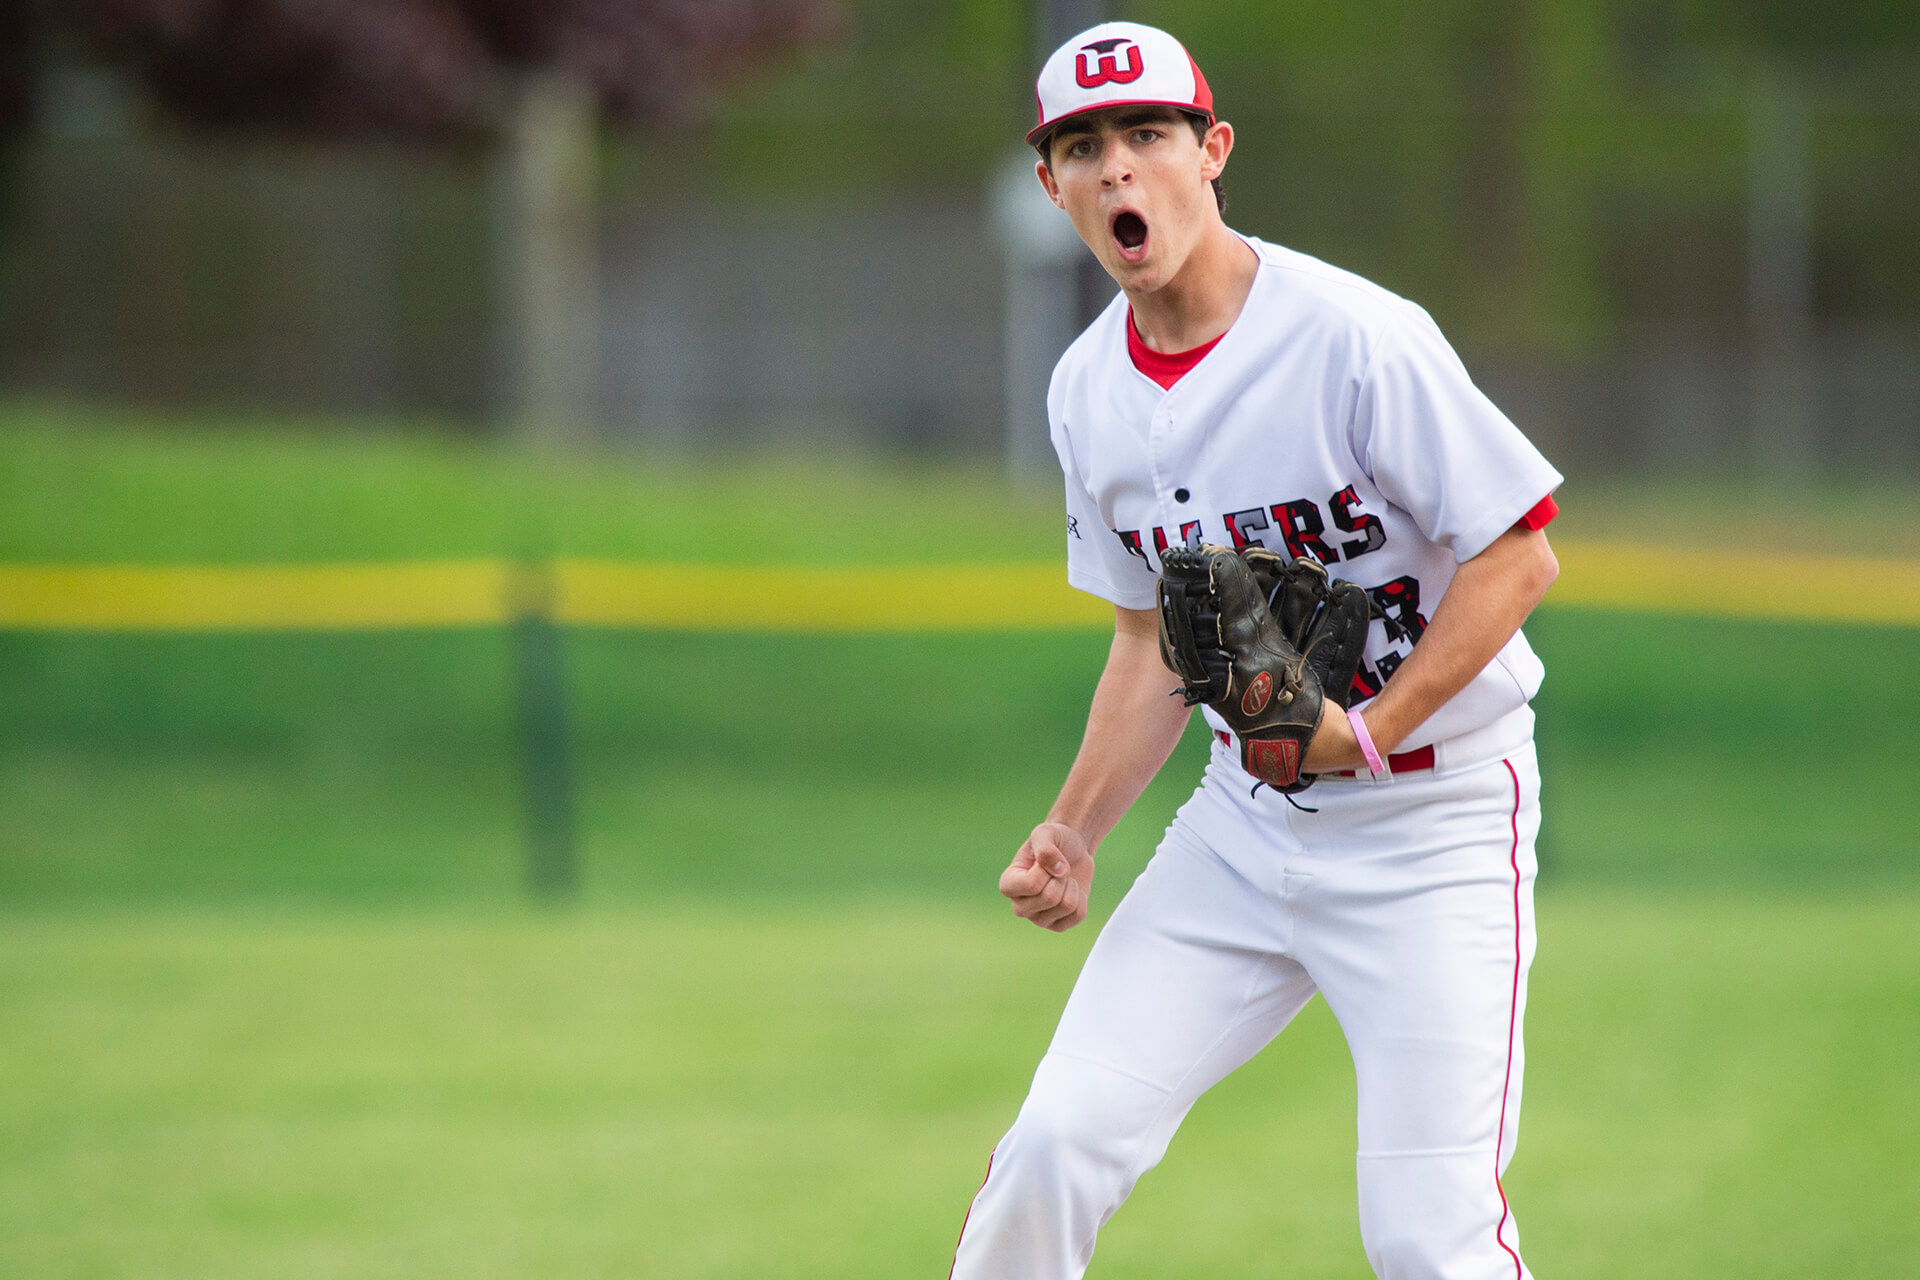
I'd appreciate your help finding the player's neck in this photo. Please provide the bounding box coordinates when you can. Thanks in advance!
[1123,224,1258,354]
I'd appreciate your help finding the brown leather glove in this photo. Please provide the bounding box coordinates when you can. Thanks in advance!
[1156,545,1373,792]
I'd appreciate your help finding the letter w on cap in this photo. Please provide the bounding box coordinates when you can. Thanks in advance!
[1076,38,1144,89]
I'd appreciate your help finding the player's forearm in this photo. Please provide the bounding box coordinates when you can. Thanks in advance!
[1358,526,1559,756]
[1045,609,1191,853]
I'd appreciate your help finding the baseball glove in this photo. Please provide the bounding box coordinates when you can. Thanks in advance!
[1156,545,1373,792]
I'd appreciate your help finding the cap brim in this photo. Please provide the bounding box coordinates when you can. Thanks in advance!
[1026,101,1216,148]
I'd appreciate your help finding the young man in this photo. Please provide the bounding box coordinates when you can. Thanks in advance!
[949,22,1562,1280]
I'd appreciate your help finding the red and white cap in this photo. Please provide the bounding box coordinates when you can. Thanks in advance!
[1027,22,1214,147]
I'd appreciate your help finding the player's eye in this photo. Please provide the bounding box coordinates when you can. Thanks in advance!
[1133,129,1161,144]
[1066,138,1095,158]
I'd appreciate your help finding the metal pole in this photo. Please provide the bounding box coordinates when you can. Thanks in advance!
[1039,0,1108,53]
[1747,56,1814,482]
[997,0,1111,483]
[1043,0,1119,338]
[509,560,577,900]
[493,71,599,445]
[995,153,1085,481]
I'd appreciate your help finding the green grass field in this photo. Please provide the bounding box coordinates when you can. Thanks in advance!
[6,615,1917,904]
[2,406,1918,1277]
[3,898,1916,1279]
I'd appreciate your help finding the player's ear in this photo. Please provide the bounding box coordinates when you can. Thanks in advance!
[1201,121,1233,182]
[1035,158,1067,210]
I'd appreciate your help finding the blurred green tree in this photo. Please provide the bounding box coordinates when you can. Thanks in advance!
[3,0,840,141]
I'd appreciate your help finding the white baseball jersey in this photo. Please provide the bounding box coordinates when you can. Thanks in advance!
[1050,234,1562,758]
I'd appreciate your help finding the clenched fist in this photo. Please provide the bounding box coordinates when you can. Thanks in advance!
[999,822,1095,932]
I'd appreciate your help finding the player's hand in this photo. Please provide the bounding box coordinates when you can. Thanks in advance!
[999,822,1095,932]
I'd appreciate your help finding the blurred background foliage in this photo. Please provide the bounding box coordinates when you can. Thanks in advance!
[0,0,841,140]
[663,0,1920,348]
[0,0,1915,468]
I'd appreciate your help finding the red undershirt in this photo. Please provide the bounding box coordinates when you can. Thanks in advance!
[1125,308,1560,534]
[1126,308,1222,391]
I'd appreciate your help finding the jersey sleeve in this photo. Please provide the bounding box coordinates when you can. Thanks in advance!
[1351,307,1563,563]
[1052,395,1160,611]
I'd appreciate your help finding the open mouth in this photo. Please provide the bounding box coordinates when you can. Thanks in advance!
[1111,211,1149,256]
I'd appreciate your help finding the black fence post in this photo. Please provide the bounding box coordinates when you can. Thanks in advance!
[509,560,577,900]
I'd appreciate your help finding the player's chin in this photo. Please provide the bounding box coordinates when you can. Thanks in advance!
[1092,251,1149,292]
[1103,242,1170,288]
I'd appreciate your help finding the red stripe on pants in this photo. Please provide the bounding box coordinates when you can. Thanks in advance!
[1493,758,1524,1279]
[948,1149,995,1278]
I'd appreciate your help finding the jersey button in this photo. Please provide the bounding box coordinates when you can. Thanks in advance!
[1173,488,1190,503]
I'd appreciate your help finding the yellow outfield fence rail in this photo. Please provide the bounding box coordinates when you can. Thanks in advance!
[1,540,1918,632]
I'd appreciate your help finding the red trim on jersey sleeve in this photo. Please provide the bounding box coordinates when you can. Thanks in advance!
[1513,493,1558,532]
[1126,309,1224,390]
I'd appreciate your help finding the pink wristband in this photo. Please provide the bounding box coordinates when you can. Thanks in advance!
[1346,706,1391,781]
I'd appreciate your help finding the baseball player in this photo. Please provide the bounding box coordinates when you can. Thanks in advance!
[949,22,1563,1280]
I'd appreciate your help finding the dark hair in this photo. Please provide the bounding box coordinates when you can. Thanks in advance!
[1035,111,1226,214]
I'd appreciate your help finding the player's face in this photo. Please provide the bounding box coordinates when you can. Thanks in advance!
[1036,107,1231,293]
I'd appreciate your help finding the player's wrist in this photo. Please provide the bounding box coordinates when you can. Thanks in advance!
[1346,693,1412,759]
[1034,817,1097,860]
[1303,700,1361,772]
[1346,707,1391,780]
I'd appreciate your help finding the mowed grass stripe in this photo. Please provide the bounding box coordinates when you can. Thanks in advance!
[4,541,1919,630]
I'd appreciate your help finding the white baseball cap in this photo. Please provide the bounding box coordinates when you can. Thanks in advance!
[1027,22,1214,148]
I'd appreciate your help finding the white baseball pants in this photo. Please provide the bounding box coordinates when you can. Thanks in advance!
[950,746,1540,1280]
